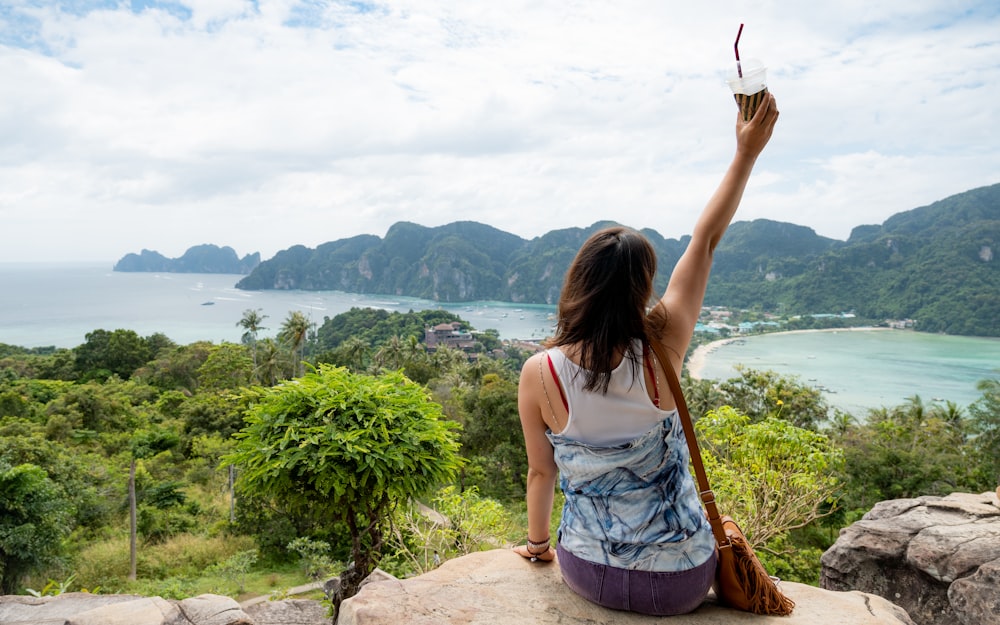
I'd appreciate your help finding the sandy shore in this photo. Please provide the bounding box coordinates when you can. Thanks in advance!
[686,326,892,380]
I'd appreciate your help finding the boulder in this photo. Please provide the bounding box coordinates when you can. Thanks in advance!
[67,596,174,625]
[339,549,914,625]
[0,593,149,625]
[168,594,253,625]
[821,491,1000,625]
[0,593,253,625]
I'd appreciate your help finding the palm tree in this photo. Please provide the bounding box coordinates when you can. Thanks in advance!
[340,336,371,372]
[237,308,268,376]
[682,376,726,420]
[435,344,469,376]
[970,379,1000,486]
[279,311,313,377]
[254,338,285,386]
[403,335,427,367]
[827,410,858,437]
[929,400,965,431]
[374,335,405,372]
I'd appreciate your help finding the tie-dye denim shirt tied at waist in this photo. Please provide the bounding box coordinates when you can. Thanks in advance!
[548,415,716,572]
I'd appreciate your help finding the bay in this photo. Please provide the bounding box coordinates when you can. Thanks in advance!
[4,263,998,416]
[691,329,1000,415]
[0,263,556,348]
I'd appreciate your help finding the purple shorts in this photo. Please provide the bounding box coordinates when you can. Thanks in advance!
[557,544,717,616]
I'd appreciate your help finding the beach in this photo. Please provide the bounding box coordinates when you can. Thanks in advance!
[686,327,890,380]
[684,325,1000,413]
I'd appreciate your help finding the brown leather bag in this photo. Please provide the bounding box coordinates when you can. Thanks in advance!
[651,341,795,616]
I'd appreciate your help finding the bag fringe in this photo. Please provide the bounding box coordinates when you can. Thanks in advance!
[726,530,795,616]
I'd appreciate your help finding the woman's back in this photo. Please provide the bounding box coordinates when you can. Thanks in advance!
[547,341,667,446]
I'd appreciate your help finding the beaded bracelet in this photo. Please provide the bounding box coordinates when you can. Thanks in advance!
[526,536,551,559]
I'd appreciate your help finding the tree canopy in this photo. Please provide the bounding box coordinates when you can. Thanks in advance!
[225,364,463,602]
[0,462,73,593]
[695,406,844,550]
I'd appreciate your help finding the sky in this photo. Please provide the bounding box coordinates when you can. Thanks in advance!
[2,1,998,263]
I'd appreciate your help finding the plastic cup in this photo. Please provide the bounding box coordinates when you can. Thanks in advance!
[726,59,767,122]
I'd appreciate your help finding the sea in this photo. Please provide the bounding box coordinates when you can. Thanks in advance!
[2,263,998,416]
[694,330,1000,416]
[0,262,557,349]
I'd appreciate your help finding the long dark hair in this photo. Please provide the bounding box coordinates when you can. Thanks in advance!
[548,226,662,393]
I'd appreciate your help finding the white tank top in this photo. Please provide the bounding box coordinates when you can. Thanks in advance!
[547,340,676,446]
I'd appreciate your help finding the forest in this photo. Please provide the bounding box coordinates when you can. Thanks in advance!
[1,306,998,613]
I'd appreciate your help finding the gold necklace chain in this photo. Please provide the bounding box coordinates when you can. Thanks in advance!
[538,354,558,422]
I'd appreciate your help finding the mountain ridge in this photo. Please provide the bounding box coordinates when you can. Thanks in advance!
[114,183,1000,336]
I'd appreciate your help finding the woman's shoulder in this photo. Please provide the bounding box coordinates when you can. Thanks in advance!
[520,351,543,373]
[521,349,556,379]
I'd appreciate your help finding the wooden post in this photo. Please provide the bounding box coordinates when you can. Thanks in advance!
[229,464,236,523]
[128,458,137,581]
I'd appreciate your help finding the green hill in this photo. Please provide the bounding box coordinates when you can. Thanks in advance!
[706,184,1000,335]
[233,183,1000,336]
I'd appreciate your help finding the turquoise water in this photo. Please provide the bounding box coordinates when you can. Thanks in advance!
[694,330,1000,415]
[3,264,998,415]
[0,263,556,348]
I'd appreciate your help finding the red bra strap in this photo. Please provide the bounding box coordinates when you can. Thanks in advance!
[546,354,569,411]
[644,343,660,408]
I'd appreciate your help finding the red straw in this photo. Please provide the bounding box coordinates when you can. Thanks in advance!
[735,23,744,78]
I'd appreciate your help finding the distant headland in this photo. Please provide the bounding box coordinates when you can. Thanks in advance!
[114,244,260,275]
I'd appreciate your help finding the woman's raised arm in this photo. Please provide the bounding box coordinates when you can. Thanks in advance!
[654,93,779,369]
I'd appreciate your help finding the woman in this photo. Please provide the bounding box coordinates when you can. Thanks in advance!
[513,93,779,615]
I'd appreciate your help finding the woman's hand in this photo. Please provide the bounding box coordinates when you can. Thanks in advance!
[513,544,556,562]
[735,92,779,161]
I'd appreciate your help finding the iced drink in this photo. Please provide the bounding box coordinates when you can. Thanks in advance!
[726,59,767,122]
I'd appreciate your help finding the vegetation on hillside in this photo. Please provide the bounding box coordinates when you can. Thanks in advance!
[215,184,1000,336]
[0,305,997,602]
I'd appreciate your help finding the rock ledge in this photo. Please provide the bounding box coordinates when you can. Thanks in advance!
[340,549,913,624]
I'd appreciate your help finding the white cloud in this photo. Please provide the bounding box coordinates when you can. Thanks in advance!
[0,0,998,262]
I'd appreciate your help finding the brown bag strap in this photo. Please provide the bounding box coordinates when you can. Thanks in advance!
[648,341,730,549]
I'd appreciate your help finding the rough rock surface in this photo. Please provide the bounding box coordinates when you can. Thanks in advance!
[821,491,1000,625]
[339,548,913,625]
[243,599,330,625]
[0,593,253,625]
